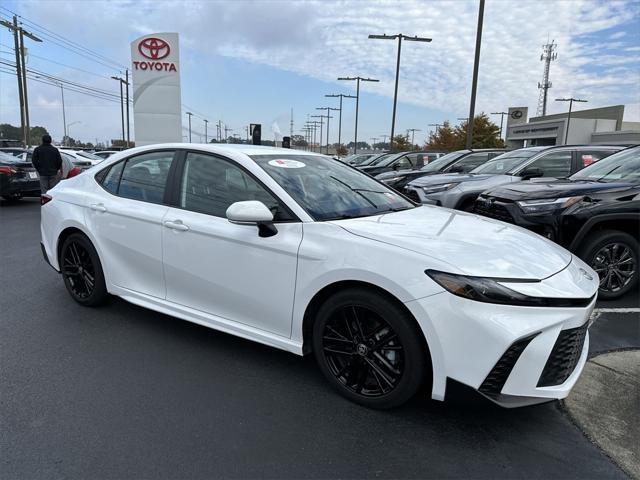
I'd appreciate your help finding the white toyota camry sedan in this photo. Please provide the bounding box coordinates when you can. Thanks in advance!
[40,144,599,409]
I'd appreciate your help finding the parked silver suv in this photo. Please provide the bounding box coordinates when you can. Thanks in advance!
[403,145,623,211]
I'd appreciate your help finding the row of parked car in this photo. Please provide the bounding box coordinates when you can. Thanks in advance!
[0,147,118,201]
[354,145,637,299]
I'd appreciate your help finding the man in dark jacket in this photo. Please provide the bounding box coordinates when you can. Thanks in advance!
[32,134,62,193]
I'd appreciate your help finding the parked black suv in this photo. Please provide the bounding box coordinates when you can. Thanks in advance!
[375,149,507,191]
[358,151,439,176]
[475,146,640,299]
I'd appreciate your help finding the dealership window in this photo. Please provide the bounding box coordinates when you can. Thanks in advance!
[118,151,174,204]
[179,152,293,221]
[527,151,573,177]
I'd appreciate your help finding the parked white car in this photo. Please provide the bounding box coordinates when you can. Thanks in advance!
[59,149,105,166]
[40,144,598,408]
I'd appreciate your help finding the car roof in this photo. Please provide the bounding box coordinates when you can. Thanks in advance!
[112,143,328,158]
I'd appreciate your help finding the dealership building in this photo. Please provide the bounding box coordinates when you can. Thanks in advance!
[504,105,640,148]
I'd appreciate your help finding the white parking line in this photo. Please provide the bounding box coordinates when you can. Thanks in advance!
[594,308,640,314]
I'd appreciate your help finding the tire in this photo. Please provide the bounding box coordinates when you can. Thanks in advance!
[578,230,639,300]
[60,233,109,306]
[312,288,429,409]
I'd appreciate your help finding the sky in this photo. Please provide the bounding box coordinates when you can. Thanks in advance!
[0,0,639,146]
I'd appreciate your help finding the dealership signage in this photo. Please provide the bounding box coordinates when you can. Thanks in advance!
[131,33,182,145]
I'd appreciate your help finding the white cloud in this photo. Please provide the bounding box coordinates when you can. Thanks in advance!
[1,0,639,142]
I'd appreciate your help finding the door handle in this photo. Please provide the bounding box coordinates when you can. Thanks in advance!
[163,220,189,231]
[90,203,107,213]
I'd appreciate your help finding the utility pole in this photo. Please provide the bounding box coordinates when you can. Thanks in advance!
[307,120,321,152]
[380,134,389,146]
[325,93,356,148]
[111,76,126,144]
[60,83,67,146]
[310,116,325,153]
[1,16,42,147]
[186,112,193,142]
[204,119,209,143]
[316,107,339,154]
[337,76,379,154]
[537,40,557,116]
[125,69,130,147]
[491,112,509,140]
[371,137,378,149]
[224,125,232,143]
[466,0,485,149]
[290,108,294,140]
[555,97,587,144]
[217,120,222,142]
[428,123,443,133]
[368,33,431,149]
[407,128,421,146]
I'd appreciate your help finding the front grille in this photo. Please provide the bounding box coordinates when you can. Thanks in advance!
[404,188,421,203]
[537,323,588,387]
[474,198,515,223]
[479,333,538,398]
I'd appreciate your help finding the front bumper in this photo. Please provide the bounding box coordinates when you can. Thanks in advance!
[403,185,459,208]
[405,259,598,407]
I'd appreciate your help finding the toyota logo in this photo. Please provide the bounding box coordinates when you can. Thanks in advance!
[138,37,170,60]
[579,268,594,281]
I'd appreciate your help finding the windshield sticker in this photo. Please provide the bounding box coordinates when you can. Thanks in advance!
[268,159,306,168]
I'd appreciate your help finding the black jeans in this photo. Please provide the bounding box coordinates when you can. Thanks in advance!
[39,174,60,194]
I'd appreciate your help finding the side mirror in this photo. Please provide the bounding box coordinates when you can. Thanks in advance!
[448,165,464,173]
[393,163,401,170]
[521,167,543,180]
[226,201,277,237]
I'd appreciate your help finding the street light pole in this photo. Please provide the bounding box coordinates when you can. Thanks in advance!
[338,76,379,154]
[368,33,431,149]
[204,119,209,143]
[310,116,325,153]
[555,97,587,144]
[407,128,421,146]
[325,93,356,148]
[491,111,508,140]
[111,76,125,145]
[186,112,193,142]
[316,107,339,154]
[60,84,67,146]
[67,121,80,143]
[466,0,485,149]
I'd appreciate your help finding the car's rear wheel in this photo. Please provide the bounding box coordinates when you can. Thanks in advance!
[579,230,638,300]
[60,233,108,306]
[312,288,428,409]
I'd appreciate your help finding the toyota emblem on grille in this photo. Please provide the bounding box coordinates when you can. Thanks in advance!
[138,37,171,60]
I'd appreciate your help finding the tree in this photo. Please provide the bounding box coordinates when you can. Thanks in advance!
[425,121,458,151]
[0,123,50,146]
[292,135,308,147]
[454,113,504,149]
[390,135,411,152]
[336,144,348,156]
[346,141,371,151]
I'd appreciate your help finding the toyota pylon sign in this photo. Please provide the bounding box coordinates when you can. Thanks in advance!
[131,33,182,145]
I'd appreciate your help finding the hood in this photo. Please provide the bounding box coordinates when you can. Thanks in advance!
[332,205,571,280]
[408,173,498,187]
[484,179,639,201]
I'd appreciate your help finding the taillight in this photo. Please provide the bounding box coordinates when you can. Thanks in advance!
[0,166,17,175]
[67,167,80,178]
[40,194,52,205]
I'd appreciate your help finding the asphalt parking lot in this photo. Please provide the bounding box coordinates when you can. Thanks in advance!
[1,198,638,479]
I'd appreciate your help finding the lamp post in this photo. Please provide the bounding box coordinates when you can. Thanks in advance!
[368,33,432,149]
[325,93,356,148]
[491,111,508,140]
[111,76,126,144]
[67,121,80,143]
[407,128,421,146]
[186,112,193,142]
[315,107,338,154]
[555,97,587,144]
[465,0,485,148]
[337,76,379,154]
[204,119,209,143]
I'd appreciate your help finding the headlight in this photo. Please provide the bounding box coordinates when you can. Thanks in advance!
[422,182,459,194]
[425,269,592,307]
[381,176,404,184]
[516,196,583,214]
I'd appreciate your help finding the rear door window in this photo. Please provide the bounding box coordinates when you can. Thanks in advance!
[577,149,618,168]
[526,151,573,177]
[118,151,175,204]
[446,152,490,172]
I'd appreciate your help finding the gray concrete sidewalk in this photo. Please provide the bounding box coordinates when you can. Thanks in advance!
[564,349,640,479]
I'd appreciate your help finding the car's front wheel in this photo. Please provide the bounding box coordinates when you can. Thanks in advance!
[60,233,108,306]
[580,230,638,300]
[312,288,429,409]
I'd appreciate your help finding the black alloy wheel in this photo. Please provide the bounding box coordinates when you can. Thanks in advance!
[581,230,639,300]
[313,288,429,409]
[322,305,404,397]
[60,233,108,306]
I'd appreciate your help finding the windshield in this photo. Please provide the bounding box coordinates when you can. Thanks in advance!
[570,147,640,183]
[364,153,394,166]
[419,151,466,172]
[76,151,103,161]
[253,154,415,221]
[471,149,541,175]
